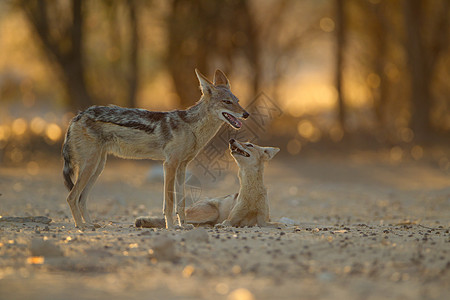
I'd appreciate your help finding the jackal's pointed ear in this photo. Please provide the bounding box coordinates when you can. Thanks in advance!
[195,69,214,95]
[263,147,280,161]
[213,69,230,88]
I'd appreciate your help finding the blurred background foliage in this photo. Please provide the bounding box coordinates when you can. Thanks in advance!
[0,0,449,171]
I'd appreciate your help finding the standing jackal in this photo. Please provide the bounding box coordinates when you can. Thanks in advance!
[62,69,248,229]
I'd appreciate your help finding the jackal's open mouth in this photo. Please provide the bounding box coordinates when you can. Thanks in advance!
[230,143,250,157]
[222,112,242,129]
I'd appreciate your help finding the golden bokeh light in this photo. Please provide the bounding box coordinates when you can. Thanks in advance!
[227,288,255,300]
[297,120,321,142]
[182,265,195,278]
[367,73,381,89]
[320,17,335,32]
[297,120,315,139]
[10,148,23,163]
[390,146,403,163]
[26,161,40,175]
[30,117,47,135]
[329,125,344,142]
[439,157,449,171]
[287,139,302,155]
[0,125,12,141]
[45,123,62,141]
[231,265,241,274]
[11,118,27,136]
[27,256,44,265]
[399,128,414,143]
[411,145,423,160]
[215,283,229,295]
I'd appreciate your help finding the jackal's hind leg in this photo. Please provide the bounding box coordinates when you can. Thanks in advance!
[67,154,101,228]
[186,201,219,225]
[215,204,246,228]
[78,152,106,228]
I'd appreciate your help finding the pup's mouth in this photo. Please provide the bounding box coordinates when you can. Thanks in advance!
[222,112,243,129]
[230,143,250,157]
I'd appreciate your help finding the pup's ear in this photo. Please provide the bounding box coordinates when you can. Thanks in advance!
[263,147,280,161]
[213,69,230,89]
[195,69,215,95]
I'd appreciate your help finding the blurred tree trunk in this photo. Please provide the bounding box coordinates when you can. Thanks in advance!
[19,0,94,110]
[238,1,260,96]
[166,0,261,107]
[167,0,210,107]
[403,0,449,141]
[371,2,389,137]
[403,0,431,141]
[126,0,139,108]
[335,0,346,133]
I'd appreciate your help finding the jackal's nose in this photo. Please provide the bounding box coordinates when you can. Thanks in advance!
[243,111,250,119]
[229,139,235,145]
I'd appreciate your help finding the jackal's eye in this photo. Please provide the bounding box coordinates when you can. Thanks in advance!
[246,144,253,147]
[223,100,233,104]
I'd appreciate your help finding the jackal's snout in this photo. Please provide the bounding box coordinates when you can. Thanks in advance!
[242,111,249,119]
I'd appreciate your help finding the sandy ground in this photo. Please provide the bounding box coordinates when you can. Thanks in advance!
[0,153,449,300]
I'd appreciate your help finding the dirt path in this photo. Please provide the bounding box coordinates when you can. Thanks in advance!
[0,155,449,300]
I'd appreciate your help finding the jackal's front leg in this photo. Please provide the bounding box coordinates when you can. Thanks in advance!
[163,161,177,229]
[175,162,186,225]
[175,162,194,229]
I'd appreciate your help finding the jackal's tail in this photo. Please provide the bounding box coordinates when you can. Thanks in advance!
[62,125,74,191]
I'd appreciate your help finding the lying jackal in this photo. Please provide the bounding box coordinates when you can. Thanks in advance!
[62,69,248,229]
[135,139,281,228]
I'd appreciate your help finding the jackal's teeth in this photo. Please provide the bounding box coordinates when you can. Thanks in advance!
[230,144,250,157]
[222,112,242,129]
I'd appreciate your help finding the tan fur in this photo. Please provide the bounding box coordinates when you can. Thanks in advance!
[62,69,248,229]
[216,140,282,228]
[135,140,281,228]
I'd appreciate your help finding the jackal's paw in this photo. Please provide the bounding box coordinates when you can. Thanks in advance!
[77,223,101,230]
[214,221,231,229]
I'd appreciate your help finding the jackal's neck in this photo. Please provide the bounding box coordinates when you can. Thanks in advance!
[186,97,223,148]
[238,163,266,195]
